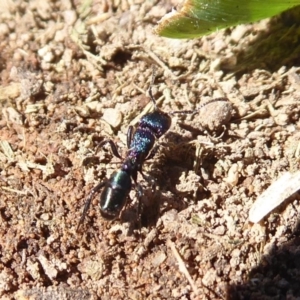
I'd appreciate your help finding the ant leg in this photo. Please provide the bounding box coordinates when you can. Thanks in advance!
[135,183,144,231]
[140,171,155,185]
[97,139,123,160]
[127,126,134,149]
[134,146,159,188]
[169,97,228,116]
[146,145,159,161]
[77,181,106,231]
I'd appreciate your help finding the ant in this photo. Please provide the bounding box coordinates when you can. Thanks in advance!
[77,75,228,231]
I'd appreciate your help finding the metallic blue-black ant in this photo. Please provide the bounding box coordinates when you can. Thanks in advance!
[77,85,172,230]
[77,82,228,230]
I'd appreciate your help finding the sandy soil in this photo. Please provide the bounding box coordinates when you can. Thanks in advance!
[1,1,300,299]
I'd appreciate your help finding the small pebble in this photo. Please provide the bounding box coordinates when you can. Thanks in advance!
[102,108,123,128]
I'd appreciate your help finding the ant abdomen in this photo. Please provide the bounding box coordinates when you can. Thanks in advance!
[99,170,132,220]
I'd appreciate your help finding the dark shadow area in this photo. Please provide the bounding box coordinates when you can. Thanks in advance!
[224,6,300,76]
[228,216,300,299]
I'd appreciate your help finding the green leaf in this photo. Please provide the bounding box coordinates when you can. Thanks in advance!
[155,0,300,39]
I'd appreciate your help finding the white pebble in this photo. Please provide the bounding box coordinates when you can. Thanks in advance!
[102,108,123,128]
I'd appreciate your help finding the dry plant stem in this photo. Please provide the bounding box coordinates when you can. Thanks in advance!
[167,239,199,295]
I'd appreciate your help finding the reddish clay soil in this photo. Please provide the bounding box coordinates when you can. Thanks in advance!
[1,1,300,299]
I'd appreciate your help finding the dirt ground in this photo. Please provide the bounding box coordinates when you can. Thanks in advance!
[1,1,300,299]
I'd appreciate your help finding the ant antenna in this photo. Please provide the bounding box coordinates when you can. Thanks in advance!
[148,66,158,110]
[169,97,228,116]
